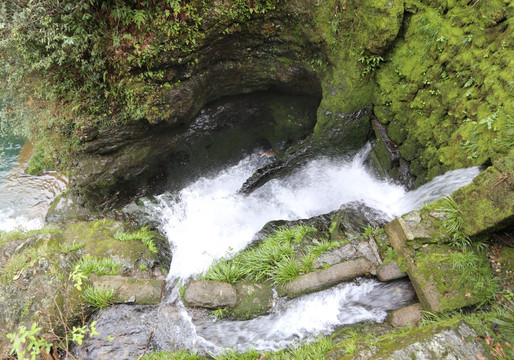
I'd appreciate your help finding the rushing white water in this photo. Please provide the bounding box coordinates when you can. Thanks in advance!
[139,144,479,280]
[92,143,481,356]
[194,279,415,353]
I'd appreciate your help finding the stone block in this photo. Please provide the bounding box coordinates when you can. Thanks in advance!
[277,257,375,298]
[386,303,422,328]
[377,261,407,281]
[90,275,163,305]
[184,280,237,309]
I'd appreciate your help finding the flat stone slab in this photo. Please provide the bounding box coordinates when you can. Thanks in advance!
[90,275,163,305]
[184,280,237,309]
[386,303,422,328]
[377,261,407,281]
[277,257,375,298]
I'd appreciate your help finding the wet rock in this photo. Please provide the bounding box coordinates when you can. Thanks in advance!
[369,119,415,189]
[377,261,407,282]
[331,202,389,240]
[184,280,238,309]
[227,281,274,320]
[90,275,164,305]
[277,258,375,299]
[354,321,488,360]
[386,303,422,328]
[314,238,381,270]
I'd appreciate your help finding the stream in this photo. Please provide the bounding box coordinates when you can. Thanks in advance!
[87,143,481,357]
[0,137,481,357]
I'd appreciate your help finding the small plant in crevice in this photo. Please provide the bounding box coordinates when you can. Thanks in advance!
[115,226,158,253]
[6,322,52,360]
[436,195,473,249]
[82,286,114,309]
[77,254,121,276]
[358,54,383,76]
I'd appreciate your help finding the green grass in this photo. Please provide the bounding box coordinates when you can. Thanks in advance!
[82,286,114,309]
[201,225,342,285]
[115,226,158,253]
[140,350,203,360]
[202,258,245,284]
[77,255,121,276]
[436,195,474,249]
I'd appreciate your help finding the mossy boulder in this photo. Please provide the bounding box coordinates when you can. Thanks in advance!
[0,220,169,357]
[227,281,274,320]
[452,151,514,239]
[386,211,497,312]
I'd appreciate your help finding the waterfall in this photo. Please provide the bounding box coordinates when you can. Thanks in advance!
[74,144,482,357]
[136,144,479,281]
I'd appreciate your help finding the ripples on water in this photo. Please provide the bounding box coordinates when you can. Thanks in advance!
[0,142,68,231]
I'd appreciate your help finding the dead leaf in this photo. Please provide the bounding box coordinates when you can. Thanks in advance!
[422,244,428,248]
[476,354,485,360]
[485,335,494,345]
[465,292,471,297]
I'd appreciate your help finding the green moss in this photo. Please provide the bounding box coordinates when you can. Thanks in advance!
[373,0,513,184]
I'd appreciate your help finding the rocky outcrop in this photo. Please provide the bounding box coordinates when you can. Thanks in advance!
[0,220,168,358]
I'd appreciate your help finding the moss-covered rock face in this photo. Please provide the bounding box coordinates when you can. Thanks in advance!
[373,0,513,186]
[0,220,169,357]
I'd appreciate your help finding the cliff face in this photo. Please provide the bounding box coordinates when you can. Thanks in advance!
[371,0,513,186]
[15,0,510,209]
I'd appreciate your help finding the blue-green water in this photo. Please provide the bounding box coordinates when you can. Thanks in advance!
[0,137,23,181]
[0,137,67,231]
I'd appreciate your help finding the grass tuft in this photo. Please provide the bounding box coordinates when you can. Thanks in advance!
[115,226,158,253]
[77,255,121,276]
[82,286,114,309]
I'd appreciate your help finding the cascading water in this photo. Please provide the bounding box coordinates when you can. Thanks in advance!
[108,143,480,355]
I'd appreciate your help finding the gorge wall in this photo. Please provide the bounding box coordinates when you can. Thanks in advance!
[2,0,511,210]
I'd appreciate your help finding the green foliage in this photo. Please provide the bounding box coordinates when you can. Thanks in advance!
[69,264,87,291]
[115,226,158,253]
[202,225,318,285]
[0,0,282,166]
[70,321,99,346]
[437,195,472,249]
[83,286,114,308]
[26,142,55,175]
[211,308,229,320]
[202,258,245,284]
[0,244,52,285]
[6,322,52,360]
[359,54,383,76]
[77,254,121,276]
